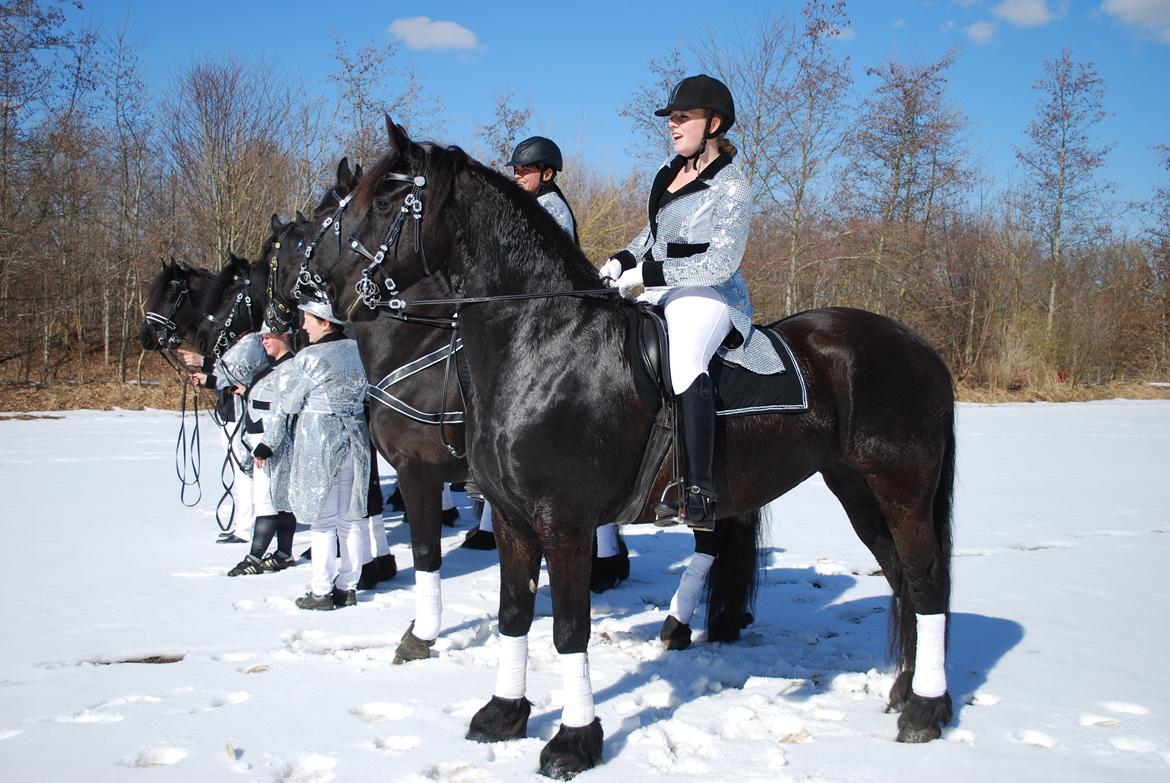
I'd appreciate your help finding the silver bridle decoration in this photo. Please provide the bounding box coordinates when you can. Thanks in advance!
[346,172,427,310]
[294,191,354,302]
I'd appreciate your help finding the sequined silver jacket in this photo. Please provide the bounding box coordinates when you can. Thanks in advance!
[537,191,575,238]
[260,336,370,523]
[243,353,297,513]
[616,155,783,375]
[214,332,269,463]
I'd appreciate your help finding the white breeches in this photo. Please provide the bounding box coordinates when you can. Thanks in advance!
[243,432,277,517]
[308,453,370,595]
[662,287,732,394]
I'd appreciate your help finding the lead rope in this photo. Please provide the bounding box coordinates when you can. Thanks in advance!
[175,372,203,508]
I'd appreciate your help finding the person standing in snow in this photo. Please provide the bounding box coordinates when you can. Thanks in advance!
[253,300,371,610]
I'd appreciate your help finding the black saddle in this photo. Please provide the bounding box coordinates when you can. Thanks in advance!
[625,304,808,415]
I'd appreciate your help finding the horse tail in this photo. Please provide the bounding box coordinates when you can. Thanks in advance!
[888,416,956,670]
[706,507,764,642]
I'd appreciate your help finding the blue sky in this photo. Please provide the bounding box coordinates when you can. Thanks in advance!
[75,0,1169,217]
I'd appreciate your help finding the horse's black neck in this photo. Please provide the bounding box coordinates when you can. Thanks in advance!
[455,167,598,300]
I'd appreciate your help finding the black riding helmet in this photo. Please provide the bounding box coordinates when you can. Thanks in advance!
[506,136,563,172]
[655,74,736,134]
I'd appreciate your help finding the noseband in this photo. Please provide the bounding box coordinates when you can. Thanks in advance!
[346,169,431,310]
[145,278,190,350]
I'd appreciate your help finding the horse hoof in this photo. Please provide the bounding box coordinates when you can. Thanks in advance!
[895,691,953,742]
[885,669,914,713]
[376,554,398,582]
[392,622,434,665]
[659,616,692,650]
[387,486,406,511]
[538,718,603,779]
[467,695,531,742]
[441,507,460,527]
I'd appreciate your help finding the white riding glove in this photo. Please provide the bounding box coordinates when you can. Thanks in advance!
[616,265,645,300]
[599,258,623,285]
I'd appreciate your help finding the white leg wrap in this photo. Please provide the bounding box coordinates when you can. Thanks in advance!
[595,523,619,558]
[367,515,390,558]
[442,483,454,511]
[668,552,714,625]
[493,634,528,700]
[559,652,595,727]
[479,501,494,533]
[412,570,442,641]
[911,613,948,698]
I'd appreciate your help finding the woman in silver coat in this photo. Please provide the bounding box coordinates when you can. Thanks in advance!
[254,300,372,610]
[227,322,298,576]
[602,74,783,531]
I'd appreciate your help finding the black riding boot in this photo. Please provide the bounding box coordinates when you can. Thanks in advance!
[678,374,718,531]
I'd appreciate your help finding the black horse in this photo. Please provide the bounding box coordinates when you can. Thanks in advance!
[308,120,957,778]
[139,260,216,354]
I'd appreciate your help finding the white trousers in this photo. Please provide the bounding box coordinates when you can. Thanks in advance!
[243,432,277,517]
[308,454,370,595]
[662,287,733,394]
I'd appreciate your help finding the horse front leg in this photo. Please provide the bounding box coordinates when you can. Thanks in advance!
[394,462,445,664]
[538,522,603,779]
[467,507,541,742]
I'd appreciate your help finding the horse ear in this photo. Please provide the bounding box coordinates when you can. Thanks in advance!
[271,213,284,234]
[385,115,412,160]
[336,156,353,190]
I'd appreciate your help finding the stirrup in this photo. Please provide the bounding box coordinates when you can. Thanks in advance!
[653,479,685,527]
[682,486,717,532]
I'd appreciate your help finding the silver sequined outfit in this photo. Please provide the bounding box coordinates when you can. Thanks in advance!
[537,191,575,238]
[622,157,783,375]
[213,332,269,465]
[260,337,370,524]
[243,355,298,513]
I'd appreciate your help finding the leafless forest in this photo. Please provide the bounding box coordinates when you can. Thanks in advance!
[2,0,1167,395]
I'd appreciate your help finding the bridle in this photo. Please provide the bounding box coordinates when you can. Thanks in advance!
[205,273,256,358]
[294,189,354,302]
[265,221,298,331]
[345,169,430,311]
[145,277,191,351]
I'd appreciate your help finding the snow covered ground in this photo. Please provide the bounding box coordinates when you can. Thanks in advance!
[0,400,1167,782]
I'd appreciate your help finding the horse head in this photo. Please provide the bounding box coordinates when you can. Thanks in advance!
[140,260,214,351]
[194,252,262,357]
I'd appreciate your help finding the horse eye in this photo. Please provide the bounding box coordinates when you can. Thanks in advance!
[375,198,390,212]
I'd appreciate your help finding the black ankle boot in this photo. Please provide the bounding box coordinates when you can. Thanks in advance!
[678,374,717,531]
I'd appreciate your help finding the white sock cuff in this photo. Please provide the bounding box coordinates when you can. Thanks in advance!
[442,483,453,510]
[413,570,442,641]
[595,523,620,558]
[560,652,595,727]
[667,552,716,625]
[479,502,494,533]
[911,612,947,698]
[494,634,528,700]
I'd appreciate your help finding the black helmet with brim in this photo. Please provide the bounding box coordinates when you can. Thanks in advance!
[655,74,735,132]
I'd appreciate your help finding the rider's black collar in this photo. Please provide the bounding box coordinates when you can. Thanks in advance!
[648,154,732,237]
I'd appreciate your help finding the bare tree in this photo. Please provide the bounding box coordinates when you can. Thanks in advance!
[162,57,292,265]
[1014,49,1114,339]
[477,90,533,171]
[619,46,688,169]
[328,36,444,169]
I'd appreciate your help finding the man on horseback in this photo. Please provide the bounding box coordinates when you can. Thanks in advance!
[602,74,783,531]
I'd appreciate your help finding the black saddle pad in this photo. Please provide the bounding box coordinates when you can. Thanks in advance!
[710,328,808,416]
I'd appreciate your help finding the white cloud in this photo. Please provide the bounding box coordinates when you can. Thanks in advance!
[834,25,857,40]
[966,20,997,41]
[388,16,482,51]
[892,18,906,28]
[943,19,957,30]
[1101,0,1170,44]
[992,0,1056,26]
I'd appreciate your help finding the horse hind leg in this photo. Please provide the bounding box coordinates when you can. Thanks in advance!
[822,462,953,742]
